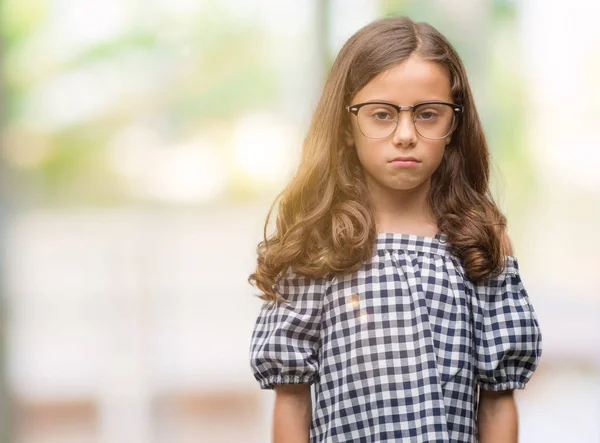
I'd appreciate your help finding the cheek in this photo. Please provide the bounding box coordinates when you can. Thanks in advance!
[423,140,447,165]
[353,139,381,170]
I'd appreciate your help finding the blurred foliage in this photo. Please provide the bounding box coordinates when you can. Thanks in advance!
[1,0,537,213]
[0,0,47,47]
[1,1,279,205]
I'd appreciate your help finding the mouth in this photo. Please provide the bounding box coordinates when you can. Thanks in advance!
[389,156,420,168]
[390,156,420,163]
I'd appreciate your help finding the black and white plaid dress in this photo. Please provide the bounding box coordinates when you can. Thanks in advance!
[249,232,543,442]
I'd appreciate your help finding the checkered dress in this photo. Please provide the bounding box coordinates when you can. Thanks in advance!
[249,232,543,442]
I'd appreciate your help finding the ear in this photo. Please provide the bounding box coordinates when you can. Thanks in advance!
[445,119,459,146]
[344,126,355,147]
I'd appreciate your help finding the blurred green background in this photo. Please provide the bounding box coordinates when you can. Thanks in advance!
[1,0,536,208]
[0,0,598,442]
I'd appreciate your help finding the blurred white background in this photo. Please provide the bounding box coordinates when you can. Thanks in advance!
[0,0,599,442]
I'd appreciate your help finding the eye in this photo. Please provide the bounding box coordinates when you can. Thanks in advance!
[415,111,438,120]
[372,111,395,121]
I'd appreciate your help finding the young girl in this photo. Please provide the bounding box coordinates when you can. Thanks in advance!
[248,17,542,443]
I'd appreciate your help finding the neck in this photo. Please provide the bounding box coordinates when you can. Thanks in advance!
[366,176,438,237]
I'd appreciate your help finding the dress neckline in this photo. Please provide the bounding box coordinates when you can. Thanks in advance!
[374,232,519,274]
[374,231,450,256]
[376,231,446,242]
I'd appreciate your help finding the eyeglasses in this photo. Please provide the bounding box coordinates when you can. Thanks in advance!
[345,101,464,140]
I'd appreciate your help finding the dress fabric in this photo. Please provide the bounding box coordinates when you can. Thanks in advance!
[249,232,543,442]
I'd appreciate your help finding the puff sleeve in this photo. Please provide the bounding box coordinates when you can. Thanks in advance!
[471,256,543,391]
[249,270,326,390]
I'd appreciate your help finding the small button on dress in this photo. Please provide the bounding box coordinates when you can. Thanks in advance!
[249,232,543,443]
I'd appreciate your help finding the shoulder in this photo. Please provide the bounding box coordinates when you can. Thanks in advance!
[275,267,330,301]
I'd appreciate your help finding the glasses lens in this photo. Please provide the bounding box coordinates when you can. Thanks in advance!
[413,103,455,139]
[357,103,399,139]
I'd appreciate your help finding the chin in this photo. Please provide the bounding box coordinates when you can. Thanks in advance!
[366,171,430,193]
[390,184,424,192]
[384,179,428,192]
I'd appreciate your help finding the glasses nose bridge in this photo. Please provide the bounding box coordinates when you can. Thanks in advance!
[396,105,415,112]
[393,105,416,131]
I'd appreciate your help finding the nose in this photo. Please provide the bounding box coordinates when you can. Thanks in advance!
[391,111,418,146]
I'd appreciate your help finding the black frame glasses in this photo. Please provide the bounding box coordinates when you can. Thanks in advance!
[345,100,464,140]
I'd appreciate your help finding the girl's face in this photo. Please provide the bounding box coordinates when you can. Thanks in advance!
[346,55,454,195]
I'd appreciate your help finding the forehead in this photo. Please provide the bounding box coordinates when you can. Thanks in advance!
[353,55,452,104]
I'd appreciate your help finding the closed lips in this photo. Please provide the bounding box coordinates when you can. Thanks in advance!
[391,157,420,162]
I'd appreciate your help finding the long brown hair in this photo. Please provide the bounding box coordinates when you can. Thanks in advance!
[249,16,512,302]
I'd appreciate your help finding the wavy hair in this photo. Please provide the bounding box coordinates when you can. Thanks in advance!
[249,16,512,302]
